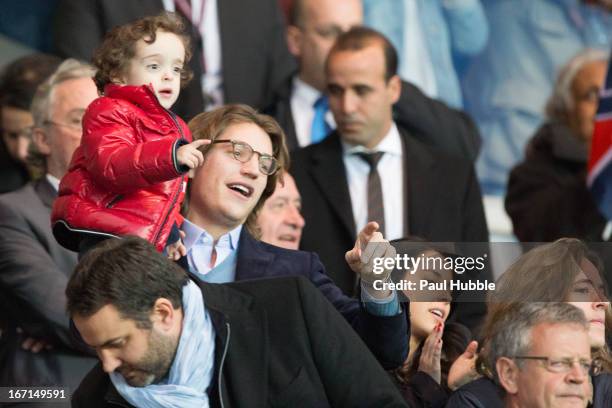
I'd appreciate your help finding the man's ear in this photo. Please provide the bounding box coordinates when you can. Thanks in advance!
[151,298,178,332]
[32,127,51,155]
[286,25,303,58]
[497,357,520,394]
[387,75,401,105]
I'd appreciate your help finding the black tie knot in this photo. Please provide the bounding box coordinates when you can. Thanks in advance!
[356,151,384,169]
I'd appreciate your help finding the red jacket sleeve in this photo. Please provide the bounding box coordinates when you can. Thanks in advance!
[81,98,184,194]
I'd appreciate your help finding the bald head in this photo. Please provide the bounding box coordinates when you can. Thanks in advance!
[286,0,362,91]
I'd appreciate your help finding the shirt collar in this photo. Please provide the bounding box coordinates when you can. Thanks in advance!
[341,122,402,157]
[182,219,242,251]
[292,76,323,107]
[46,174,60,192]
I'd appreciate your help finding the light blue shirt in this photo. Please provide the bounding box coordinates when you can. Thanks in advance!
[462,0,612,195]
[363,0,489,108]
[183,219,242,282]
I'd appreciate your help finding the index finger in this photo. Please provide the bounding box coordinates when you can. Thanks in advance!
[358,222,379,251]
[193,139,212,150]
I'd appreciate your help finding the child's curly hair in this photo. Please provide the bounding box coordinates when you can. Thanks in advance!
[93,12,193,94]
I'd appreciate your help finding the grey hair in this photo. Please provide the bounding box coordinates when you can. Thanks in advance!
[484,302,588,385]
[30,59,96,127]
[545,49,609,123]
[28,59,96,175]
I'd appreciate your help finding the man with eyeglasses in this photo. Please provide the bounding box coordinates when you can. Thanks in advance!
[447,302,602,408]
[0,59,98,398]
[181,103,408,369]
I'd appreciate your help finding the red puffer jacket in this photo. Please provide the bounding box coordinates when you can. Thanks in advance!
[52,84,191,252]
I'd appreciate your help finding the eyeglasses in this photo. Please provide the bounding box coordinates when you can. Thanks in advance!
[43,119,83,132]
[513,356,602,376]
[210,139,279,176]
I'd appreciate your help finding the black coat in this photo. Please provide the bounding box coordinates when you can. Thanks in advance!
[267,77,481,160]
[180,227,409,369]
[445,374,612,407]
[53,0,296,121]
[290,129,490,331]
[506,122,608,242]
[71,276,408,407]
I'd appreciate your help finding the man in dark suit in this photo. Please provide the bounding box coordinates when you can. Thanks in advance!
[181,104,407,369]
[53,0,296,121]
[68,237,407,407]
[266,0,480,160]
[0,59,99,401]
[291,27,489,329]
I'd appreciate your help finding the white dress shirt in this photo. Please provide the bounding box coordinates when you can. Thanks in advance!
[46,174,60,192]
[182,218,242,276]
[290,77,336,147]
[162,0,224,108]
[342,122,404,240]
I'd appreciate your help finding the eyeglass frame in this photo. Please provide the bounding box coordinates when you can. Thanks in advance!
[512,355,602,376]
[208,139,279,176]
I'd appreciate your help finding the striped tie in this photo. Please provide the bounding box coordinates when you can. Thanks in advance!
[355,152,385,236]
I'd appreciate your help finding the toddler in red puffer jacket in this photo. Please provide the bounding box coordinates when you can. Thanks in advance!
[52,12,209,258]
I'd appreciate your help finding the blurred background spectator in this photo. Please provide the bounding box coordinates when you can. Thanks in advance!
[506,49,610,242]
[463,0,612,198]
[257,171,305,250]
[0,53,61,193]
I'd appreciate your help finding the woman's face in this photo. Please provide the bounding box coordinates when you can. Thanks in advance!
[566,270,609,349]
[409,301,451,341]
[404,250,453,340]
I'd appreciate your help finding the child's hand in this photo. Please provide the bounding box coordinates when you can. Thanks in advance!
[166,236,187,261]
[177,139,210,170]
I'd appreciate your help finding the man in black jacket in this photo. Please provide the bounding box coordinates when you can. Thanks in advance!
[67,237,407,407]
[266,0,480,159]
[291,28,489,336]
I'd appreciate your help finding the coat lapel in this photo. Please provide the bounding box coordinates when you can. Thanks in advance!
[308,133,356,238]
[235,228,274,281]
[400,129,437,236]
[34,177,57,208]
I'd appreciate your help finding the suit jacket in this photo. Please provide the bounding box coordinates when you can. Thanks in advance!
[0,179,97,401]
[53,0,296,121]
[291,129,490,329]
[267,76,481,160]
[72,276,408,407]
[179,228,408,369]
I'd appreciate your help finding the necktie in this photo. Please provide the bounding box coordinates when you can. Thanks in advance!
[356,152,386,236]
[311,96,331,144]
[175,0,207,72]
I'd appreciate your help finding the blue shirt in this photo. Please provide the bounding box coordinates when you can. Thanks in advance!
[183,219,242,282]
